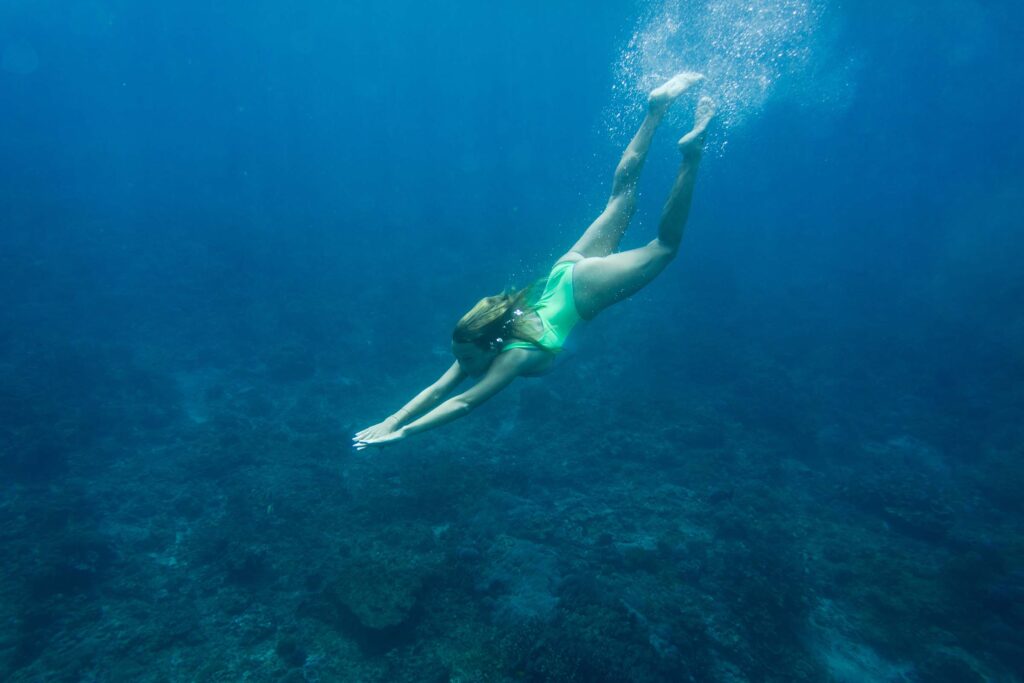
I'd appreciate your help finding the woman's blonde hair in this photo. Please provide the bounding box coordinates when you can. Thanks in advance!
[452,281,543,350]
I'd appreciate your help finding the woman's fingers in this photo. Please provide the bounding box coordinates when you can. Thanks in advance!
[353,421,398,449]
[355,425,380,439]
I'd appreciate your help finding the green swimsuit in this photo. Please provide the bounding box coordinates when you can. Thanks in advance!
[502,260,582,354]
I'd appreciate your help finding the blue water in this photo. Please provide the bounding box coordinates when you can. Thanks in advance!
[1,1,1022,680]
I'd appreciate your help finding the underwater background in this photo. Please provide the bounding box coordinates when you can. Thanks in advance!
[1,0,1022,680]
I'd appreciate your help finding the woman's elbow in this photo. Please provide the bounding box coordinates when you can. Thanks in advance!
[451,396,478,414]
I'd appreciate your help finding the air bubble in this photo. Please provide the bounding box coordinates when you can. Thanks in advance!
[604,0,855,152]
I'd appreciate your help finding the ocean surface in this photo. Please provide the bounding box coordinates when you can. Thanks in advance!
[1,1,1022,681]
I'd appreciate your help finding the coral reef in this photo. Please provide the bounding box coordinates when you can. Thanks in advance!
[0,327,1020,682]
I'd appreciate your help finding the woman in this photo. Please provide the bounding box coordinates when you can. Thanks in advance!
[353,73,714,451]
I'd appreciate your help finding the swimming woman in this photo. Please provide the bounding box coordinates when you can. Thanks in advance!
[353,73,714,450]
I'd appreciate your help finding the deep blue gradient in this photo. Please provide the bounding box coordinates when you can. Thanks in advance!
[1,1,1022,680]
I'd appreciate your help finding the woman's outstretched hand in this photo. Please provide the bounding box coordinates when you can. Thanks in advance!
[352,421,406,451]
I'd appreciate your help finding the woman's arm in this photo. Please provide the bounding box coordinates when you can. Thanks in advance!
[403,354,519,436]
[388,361,466,426]
[353,352,522,449]
[353,362,466,444]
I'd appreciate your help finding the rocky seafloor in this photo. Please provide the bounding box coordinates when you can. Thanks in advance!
[1,335,1021,682]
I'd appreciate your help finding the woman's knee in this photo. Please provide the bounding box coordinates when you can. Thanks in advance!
[648,238,678,262]
[612,154,643,194]
[615,151,643,181]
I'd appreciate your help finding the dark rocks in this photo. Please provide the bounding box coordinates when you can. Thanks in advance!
[275,636,307,668]
[705,487,734,505]
[225,547,270,587]
[4,438,70,483]
[265,345,317,383]
[912,649,987,683]
[29,538,116,599]
[328,565,423,631]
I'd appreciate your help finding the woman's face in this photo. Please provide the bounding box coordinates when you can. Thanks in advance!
[452,341,496,376]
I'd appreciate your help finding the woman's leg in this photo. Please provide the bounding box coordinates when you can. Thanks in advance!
[559,73,704,263]
[573,96,715,320]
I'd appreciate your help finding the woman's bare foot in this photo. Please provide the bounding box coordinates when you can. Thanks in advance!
[678,96,716,156]
[648,72,704,115]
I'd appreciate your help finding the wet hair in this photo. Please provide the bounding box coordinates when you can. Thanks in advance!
[452,282,543,351]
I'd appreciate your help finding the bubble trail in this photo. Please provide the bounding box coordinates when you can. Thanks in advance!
[606,0,850,147]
